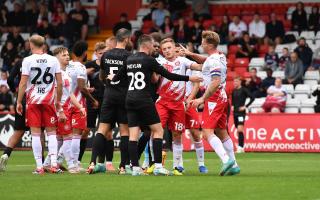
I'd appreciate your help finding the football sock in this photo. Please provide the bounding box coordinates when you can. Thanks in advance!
[223,137,238,167]
[105,139,114,162]
[47,132,58,167]
[57,137,63,151]
[172,139,183,168]
[3,147,13,157]
[149,139,154,162]
[119,136,129,168]
[153,138,163,168]
[32,135,43,169]
[62,138,74,168]
[71,135,81,163]
[78,138,87,161]
[208,135,229,164]
[194,141,205,166]
[238,131,244,148]
[90,133,106,164]
[138,133,150,159]
[128,141,139,167]
[143,143,149,164]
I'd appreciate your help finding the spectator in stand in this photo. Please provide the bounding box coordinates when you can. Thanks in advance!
[69,0,89,40]
[168,0,187,20]
[7,2,25,28]
[0,40,17,72]
[312,86,320,113]
[258,68,276,97]
[160,16,174,38]
[308,6,319,32]
[244,68,262,96]
[192,0,211,20]
[51,3,65,27]
[173,17,189,43]
[264,45,279,71]
[236,32,258,59]
[6,26,24,50]
[0,84,14,113]
[55,13,75,48]
[37,3,52,26]
[283,52,304,86]
[4,0,15,12]
[18,40,31,58]
[266,13,285,42]
[0,71,9,88]
[113,13,132,36]
[249,13,266,42]
[291,1,308,33]
[261,77,287,113]
[294,38,313,71]
[279,47,290,70]
[152,0,170,28]
[229,16,247,44]
[219,15,229,44]
[36,17,56,46]
[0,6,9,33]
[189,20,204,45]
[142,0,159,21]
[311,46,320,69]
[48,0,64,13]
[25,0,39,33]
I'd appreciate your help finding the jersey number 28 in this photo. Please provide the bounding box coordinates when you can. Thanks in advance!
[128,72,145,90]
[31,67,54,84]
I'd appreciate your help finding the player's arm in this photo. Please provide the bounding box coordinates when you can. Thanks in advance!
[16,75,28,115]
[186,82,200,104]
[244,88,255,108]
[77,78,98,107]
[7,62,20,93]
[110,65,127,82]
[70,93,86,116]
[189,63,203,71]
[180,44,207,64]
[55,72,63,109]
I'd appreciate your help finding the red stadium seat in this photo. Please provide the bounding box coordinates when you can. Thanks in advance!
[260,15,270,23]
[234,58,249,68]
[228,54,236,62]
[227,58,235,69]
[228,45,240,54]
[234,67,247,77]
[141,20,154,34]
[227,8,241,16]
[259,45,269,54]
[203,20,214,29]
[242,16,253,25]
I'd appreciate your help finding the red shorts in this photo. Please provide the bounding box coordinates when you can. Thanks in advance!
[185,106,201,129]
[26,104,57,128]
[70,106,87,130]
[57,105,72,135]
[202,99,228,129]
[156,99,185,132]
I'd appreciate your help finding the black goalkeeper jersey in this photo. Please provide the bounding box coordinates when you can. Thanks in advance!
[113,52,189,106]
[232,86,255,115]
[100,48,132,104]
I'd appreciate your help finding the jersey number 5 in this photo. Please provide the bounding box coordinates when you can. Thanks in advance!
[31,67,54,84]
[128,72,146,90]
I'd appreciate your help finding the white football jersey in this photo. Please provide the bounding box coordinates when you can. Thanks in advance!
[157,56,195,101]
[202,52,227,101]
[66,61,87,105]
[21,53,61,105]
[185,69,201,97]
[61,70,72,107]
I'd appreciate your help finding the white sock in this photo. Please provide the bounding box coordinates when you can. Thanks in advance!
[155,163,162,169]
[149,139,154,162]
[208,135,229,164]
[47,133,58,167]
[71,135,81,164]
[43,155,51,167]
[223,137,238,167]
[194,141,205,166]
[32,135,43,169]
[62,138,74,168]
[172,140,183,168]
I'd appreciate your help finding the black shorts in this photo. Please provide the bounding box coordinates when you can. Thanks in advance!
[87,107,100,128]
[234,113,246,128]
[126,102,160,128]
[14,101,28,131]
[99,100,128,124]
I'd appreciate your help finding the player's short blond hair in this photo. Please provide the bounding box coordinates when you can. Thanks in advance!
[160,38,175,47]
[94,42,107,51]
[53,46,68,56]
[202,31,220,47]
[29,35,45,48]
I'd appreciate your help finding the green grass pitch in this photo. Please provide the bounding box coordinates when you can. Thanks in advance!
[0,151,320,200]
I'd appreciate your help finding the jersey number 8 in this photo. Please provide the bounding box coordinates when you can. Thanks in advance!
[31,67,54,84]
[128,72,146,90]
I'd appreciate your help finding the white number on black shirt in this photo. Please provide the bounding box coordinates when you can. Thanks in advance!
[110,67,120,85]
[128,72,146,90]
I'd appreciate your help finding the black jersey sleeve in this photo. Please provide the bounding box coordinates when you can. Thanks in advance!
[149,57,189,81]
[244,88,255,107]
[8,62,21,93]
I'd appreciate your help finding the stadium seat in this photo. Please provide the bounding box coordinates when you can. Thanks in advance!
[228,45,239,54]
[294,94,309,101]
[234,67,247,77]
[275,44,290,54]
[249,98,265,113]
[49,45,63,52]
[285,98,300,113]
[272,71,285,79]
[234,58,249,68]
[0,33,8,43]
[136,8,151,21]
[300,31,316,40]
[249,57,265,70]
[257,71,267,79]
[311,85,320,93]
[217,45,228,55]
[285,31,299,40]
[300,107,315,113]
[227,58,235,69]
[285,107,299,113]
[282,84,294,95]
[21,33,30,41]
[316,32,320,39]
[304,80,318,87]
[304,71,320,80]
[300,98,316,113]
[294,84,311,95]
[259,45,269,54]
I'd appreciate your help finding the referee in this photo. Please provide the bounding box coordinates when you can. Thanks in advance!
[231,76,254,153]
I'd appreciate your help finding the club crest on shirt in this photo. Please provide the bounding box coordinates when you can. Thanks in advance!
[208,102,217,115]
[175,61,180,66]
[163,64,173,72]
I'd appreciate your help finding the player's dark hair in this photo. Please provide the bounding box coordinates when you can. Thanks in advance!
[149,32,162,43]
[72,40,88,57]
[116,28,131,42]
[137,34,153,49]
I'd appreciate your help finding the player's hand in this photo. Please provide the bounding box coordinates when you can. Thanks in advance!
[185,98,193,109]
[179,44,191,56]
[106,74,115,81]
[88,87,95,93]
[16,103,23,116]
[80,107,86,117]
[190,97,205,108]
[239,106,246,112]
[189,75,203,83]
[92,100,99,109]
[58,111,67,123]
